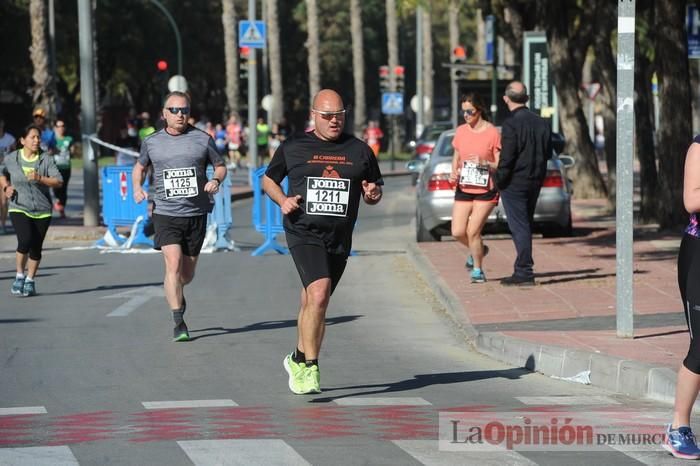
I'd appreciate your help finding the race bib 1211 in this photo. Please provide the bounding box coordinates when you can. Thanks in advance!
[459,161,489,188]
[306,176,350,217]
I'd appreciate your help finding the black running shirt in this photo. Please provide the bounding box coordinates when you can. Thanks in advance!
[265,132,383,255]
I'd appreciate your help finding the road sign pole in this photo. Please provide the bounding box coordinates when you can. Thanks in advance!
[616,0,635,338]
[248,0,258,180]
[391,116,396,171]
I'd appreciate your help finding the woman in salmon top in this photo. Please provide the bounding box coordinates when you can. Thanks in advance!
[449,93,501,283]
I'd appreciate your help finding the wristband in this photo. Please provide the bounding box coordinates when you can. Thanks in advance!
[212,178,221,185]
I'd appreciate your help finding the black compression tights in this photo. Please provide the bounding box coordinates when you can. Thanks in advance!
[679,234,700,374]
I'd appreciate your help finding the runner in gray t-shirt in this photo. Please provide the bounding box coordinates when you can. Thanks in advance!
[132,91,227,342]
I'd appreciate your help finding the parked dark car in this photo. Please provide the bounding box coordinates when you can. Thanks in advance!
[415,129,575,241]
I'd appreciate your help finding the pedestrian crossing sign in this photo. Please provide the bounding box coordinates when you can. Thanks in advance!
[382,92,404,115]
[239,20,266,48]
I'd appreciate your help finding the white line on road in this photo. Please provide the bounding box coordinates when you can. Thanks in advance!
[142,399,239,409]
[333,397,432,406]
[393,440,537,465]
[102,286,164,317]
[0,446,79,465]
[178,439,311,466]
[515,396,620,405]
[0,406,47,415]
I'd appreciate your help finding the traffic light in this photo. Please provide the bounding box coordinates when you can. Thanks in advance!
[394,65,405,92]
[156,60,169,72]
[156,59,169,98]
[240,46,250,80]
[379,65,389,92]
[452,45,467,81]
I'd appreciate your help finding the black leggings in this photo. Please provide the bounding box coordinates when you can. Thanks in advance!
[53,167,71,206]
[679,234,700,374]
[10,212,51,261]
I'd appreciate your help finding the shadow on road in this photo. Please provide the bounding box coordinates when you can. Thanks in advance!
[309,363,532,404]
[42,282,163,296]
[189,315,363,341]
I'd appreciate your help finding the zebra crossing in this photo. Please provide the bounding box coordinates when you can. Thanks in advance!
[0,396,678,465]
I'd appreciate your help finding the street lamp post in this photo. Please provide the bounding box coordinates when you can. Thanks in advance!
[148,0,183,76]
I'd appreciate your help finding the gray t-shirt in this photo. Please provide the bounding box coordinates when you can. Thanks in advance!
[138,126,225,217]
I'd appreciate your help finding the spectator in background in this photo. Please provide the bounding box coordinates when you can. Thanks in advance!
[52,119,74,218]
[214,123,227,155]
[138,112,156,142]
[125,108,139,139]
[0,119,16,233]
[32,108,56,154]
[363,120,383,157]
[225,114,244,169]
[256,117,270,162]
[116,127,138,166]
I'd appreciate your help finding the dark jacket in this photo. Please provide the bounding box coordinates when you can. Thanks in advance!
[495,106,552,190]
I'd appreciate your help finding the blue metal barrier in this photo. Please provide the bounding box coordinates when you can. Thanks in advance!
[98,166,153,248]
[251,166,288,256]
[206,166,236,250]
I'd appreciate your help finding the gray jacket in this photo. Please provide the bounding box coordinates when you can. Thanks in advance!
[0,149,63,216]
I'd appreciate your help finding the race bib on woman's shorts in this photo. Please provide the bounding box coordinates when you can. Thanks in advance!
[163,167,198,199]
[305,176,350,217]
[459,161,490,188]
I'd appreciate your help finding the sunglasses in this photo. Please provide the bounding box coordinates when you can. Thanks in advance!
[463,109,477,116]
[313,109,346,120]
[166,107,190,115]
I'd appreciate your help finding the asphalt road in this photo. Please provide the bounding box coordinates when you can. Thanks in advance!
[0,175,679,465]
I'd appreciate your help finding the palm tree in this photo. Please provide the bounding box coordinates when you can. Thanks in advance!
[266,0,283,123]
[350,0,366,138]
[221,0,240,115]
[422,3,433,125]
[306,0,321,105]
[29,0,56,118]
[385,0,400,151]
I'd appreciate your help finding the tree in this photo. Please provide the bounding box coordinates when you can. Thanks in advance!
[386,0,400,151]
[29,0,56,118]
[350,0,366,138]
[421,3,433,125]
[221,0,239,116]
[634,0,658,223]
[266,0,284,124]
[449,0,460,125]
[655,1,692,228]
[306,0,321,104]
[544,1,607,199]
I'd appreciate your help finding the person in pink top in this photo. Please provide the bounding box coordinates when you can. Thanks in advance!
[448,93,501,283]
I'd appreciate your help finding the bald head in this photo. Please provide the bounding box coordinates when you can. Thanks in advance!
[312,89,344,111]
[505,81,529,105]
[311,89,346,141]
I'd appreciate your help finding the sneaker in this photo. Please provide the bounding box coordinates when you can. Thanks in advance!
[471,269,486,283]
[22,280,36,297]
[500,275,535,287]
[173,322,190,342]
[663,425,700,459]
[283,354,306,394]
[465,245,489,269]
[11,277,25,296]
[301,364,321,394]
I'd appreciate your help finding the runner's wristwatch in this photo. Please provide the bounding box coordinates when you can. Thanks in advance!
[212,178,222,185]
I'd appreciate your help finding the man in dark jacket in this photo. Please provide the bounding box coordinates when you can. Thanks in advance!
[495,81,552,286]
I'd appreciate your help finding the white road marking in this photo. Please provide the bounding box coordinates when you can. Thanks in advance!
[178,439,311,466]
[102,286,164,317]
[393,440,537,465]
[0,446,78,465]
[515,396,620,405]
[0,406,47,416]
[142,399,238,409]
[333,397,431,406]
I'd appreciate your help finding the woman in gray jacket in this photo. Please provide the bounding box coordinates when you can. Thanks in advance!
[0,125,63,297]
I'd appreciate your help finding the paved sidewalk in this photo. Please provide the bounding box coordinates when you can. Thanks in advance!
[408,198,687,404]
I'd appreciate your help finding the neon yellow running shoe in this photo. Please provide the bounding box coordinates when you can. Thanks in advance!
[283,354,306,394]
[301,364,321,394]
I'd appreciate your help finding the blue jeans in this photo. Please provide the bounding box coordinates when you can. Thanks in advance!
[500,185,541,279]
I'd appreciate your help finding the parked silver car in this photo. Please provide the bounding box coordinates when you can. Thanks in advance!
[414,128,575,242]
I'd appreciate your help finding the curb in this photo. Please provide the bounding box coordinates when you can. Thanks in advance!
[405,242,678,404]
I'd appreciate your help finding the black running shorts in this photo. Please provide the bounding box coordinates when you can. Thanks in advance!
[289,244,348,294]
[455,187,499,204]
[152,213,207,256]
